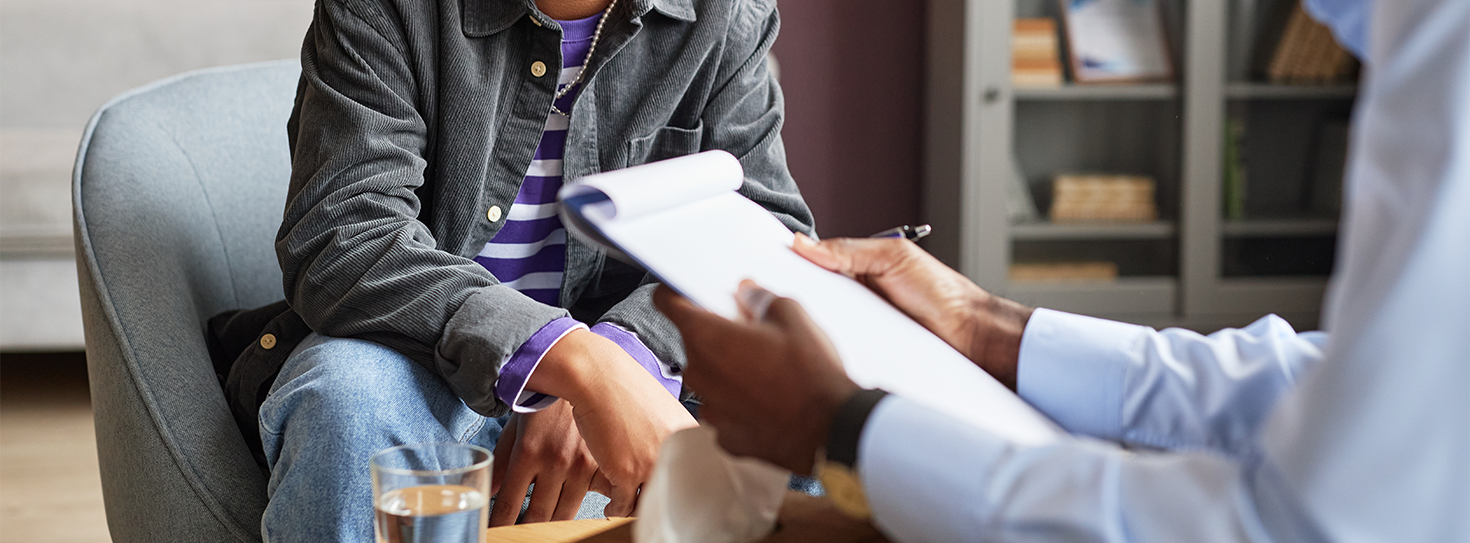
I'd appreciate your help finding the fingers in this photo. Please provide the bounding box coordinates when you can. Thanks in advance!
[758,295,818,332]
[551,468,594,521]
[603,482,640,518]
[587,470,641,519]
[653,284,739,344]
[551,442,597,522]
[490,416,518,496]
[489,459,533,527]
[521,475,562,524]
[656,278,804,337]
[790,232,842,271]
[735,283,826,342]
[652,284,711,325]
[735,280,777,323]
[589,469,614,497]
[792,233,915,279]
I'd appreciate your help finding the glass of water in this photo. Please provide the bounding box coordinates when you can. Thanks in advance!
[371,442,492,543]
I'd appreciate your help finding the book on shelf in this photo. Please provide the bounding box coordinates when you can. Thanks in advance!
[1010,262,1119,283]
[1049,174,1157,223]
[1012,18,1064,87]
[1258,1,1358,84]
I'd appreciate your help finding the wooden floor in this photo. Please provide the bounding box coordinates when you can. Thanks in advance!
[0,352,111,543]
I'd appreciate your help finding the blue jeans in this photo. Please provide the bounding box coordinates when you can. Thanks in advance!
[258,333,608,542]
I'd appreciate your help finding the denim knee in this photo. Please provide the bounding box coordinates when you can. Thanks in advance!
[259,334,488,466]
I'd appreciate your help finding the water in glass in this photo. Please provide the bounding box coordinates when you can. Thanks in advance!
[375,484,488,543]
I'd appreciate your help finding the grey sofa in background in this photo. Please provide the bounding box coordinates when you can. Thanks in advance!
[73,60,299,542]
[1,0,313,352]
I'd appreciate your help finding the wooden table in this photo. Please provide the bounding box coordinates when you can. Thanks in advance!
[484,492,889,543]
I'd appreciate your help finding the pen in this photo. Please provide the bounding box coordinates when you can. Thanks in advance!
[869,224,932,242]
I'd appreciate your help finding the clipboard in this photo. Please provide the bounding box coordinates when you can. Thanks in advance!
[559,151,1063,446]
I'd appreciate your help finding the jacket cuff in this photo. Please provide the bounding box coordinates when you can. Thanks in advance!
[591,322,682,398]
[595,283,690,396]
[1016,308,1146,440]
[435,285,571,416]
[496,317,587,413]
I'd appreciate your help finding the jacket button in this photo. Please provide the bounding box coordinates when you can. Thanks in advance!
[531,61,547,78]
[487,205,503,222]
[260,334,277,350]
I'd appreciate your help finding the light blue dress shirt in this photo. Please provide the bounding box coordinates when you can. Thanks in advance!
[1304,0,1370,59]
[856,0,1470,540]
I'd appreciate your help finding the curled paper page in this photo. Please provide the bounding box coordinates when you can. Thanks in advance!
[559,150,746,264]
[561,150,743,221]
[633,426,791,543]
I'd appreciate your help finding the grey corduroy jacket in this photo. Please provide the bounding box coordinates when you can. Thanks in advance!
[212,0,814,462]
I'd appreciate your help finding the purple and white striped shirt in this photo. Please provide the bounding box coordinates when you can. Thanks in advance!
[477,12,682,412]
[471,40,584,307]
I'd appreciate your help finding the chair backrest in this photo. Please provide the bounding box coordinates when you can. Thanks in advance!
[73,60,300,542]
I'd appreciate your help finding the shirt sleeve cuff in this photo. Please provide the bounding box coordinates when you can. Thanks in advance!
[857,395,1003,540]
[496,317,587,413]
[590,322,683,398]
[1016,308,1147,440]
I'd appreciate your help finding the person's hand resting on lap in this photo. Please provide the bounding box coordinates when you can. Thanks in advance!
[490,399,597,525]
[492,329,696,525]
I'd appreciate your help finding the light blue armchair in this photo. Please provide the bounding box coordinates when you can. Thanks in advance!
[73,60,300,542]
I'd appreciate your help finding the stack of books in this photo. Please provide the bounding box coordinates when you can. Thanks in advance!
[1262,3,1357,83]
[1012,18,1063,87]
[1049,174,1158,223]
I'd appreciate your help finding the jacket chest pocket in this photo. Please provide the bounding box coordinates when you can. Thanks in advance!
[625,120,705,167]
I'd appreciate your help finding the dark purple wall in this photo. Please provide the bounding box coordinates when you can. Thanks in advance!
[772,1,925,238]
